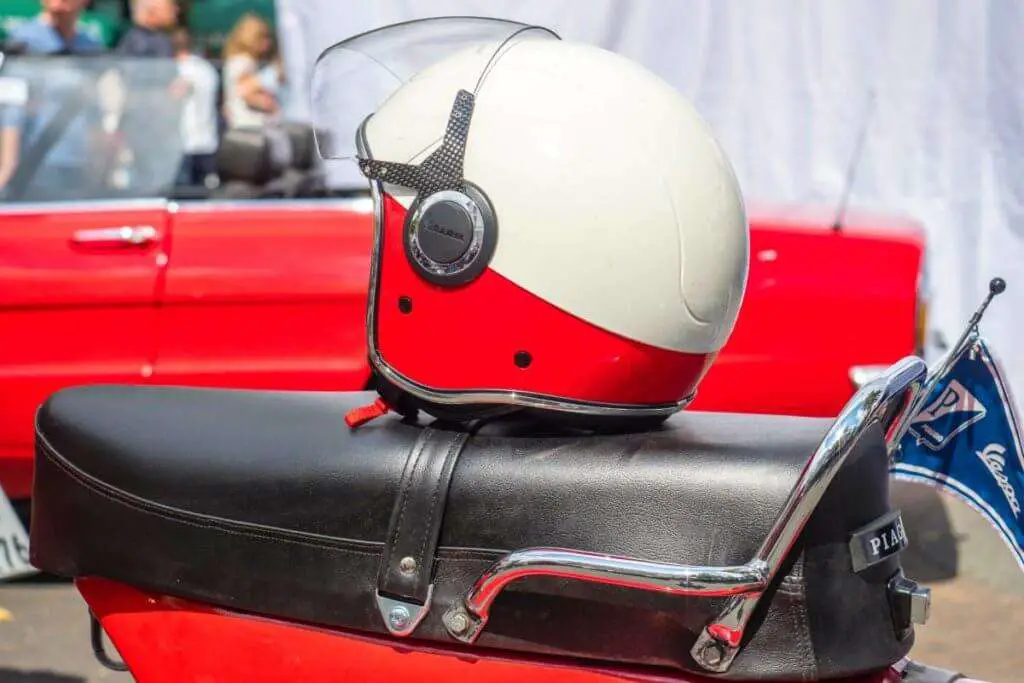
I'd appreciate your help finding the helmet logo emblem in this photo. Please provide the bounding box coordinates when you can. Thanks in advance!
[424,221,468,243]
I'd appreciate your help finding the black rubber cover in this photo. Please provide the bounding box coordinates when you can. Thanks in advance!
[415,199,474,264]
[30,386,913,680]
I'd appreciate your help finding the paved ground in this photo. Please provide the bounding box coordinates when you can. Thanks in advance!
[894,481,1024,682]
[0,576,122,683]
[0,483,1020,682]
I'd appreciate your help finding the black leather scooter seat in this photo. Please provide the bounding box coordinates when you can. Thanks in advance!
[30,386,912,680]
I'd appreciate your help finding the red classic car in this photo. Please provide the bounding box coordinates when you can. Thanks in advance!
[0,55,926,501]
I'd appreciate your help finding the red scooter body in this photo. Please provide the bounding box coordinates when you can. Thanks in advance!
[29,348,986,683]
[80,577,906,683]
[31,365,981,683]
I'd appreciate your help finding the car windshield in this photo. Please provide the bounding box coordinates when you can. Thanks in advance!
[0,54,185,203]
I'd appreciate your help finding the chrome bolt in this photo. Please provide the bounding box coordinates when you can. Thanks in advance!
[399,556,417,575]
[910,585,931,625]
[387,605,411,632]
[891,574,932,626]
[447,611,470,636]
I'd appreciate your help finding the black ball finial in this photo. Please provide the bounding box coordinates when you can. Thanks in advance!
[990,277,1007,295]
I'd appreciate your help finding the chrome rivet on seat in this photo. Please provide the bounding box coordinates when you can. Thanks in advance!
[699,641,724,668]
[387,605,411,631]
[399,556,417,575]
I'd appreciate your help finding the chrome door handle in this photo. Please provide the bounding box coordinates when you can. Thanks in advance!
[71,225,158,248]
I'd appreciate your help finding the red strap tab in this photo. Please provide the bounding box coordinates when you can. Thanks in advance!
[344,398,391,429]
[707,623,743,648]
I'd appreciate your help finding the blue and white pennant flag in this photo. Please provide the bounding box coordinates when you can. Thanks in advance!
[893,335,1024,571]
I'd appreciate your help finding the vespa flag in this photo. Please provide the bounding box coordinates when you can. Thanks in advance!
[893,335,1024,571]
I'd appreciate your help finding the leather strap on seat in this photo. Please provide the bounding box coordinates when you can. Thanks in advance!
[376,426,470,631]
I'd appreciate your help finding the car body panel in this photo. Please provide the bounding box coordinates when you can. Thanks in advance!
[694,206,925,416]
[0,201,169,498]
[152,200,374,392]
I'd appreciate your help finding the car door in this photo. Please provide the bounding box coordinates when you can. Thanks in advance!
[153,198,374,392]
[0,201,167,499]
[0,54,180,499]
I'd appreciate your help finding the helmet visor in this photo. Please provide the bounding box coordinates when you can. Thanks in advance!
[310,17,560,162]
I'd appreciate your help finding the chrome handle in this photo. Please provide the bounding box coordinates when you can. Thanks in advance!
[441,551,769,645]
[71,225,158,248]
[442,356,927,674]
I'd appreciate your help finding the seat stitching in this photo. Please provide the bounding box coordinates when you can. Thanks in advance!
[34,430,825,588]
[36,436,381,555]
[435,552,502,562]
[791,556,816,680]
[777,574,803,596]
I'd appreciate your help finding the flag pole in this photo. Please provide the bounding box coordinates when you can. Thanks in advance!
[962,277,1005,346]
[917,277,1006,403]
[891,278,1007,456]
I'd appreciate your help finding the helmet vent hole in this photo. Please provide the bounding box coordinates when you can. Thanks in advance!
[398,296,413,314]
[514,351,532,369]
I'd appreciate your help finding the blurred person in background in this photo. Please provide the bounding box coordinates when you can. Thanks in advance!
[222,13,278,130]
[4,0,103,56]
[111,0,183,194]
[0,0,104,193]
[259,52,294,121]
[171,27,219,187]
[0,115,18,192]
[116,0,179,58]
[0,67,102,200]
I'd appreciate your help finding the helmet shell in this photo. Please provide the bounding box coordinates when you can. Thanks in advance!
[363,38,749,420]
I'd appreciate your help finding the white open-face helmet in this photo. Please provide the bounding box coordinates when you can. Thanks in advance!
[312,18,748,427]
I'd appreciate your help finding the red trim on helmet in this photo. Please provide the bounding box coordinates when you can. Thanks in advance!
[373,193,713,407]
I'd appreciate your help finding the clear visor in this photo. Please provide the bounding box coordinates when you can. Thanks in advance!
[310,17,559,161]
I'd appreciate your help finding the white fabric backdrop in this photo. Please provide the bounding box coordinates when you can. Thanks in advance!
[276,0,1024,404]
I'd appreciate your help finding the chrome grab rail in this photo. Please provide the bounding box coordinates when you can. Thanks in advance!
[442,356,927,673]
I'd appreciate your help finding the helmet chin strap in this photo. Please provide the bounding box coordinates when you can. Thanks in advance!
[352,88,503,427]
[345,89,481,431]
[357,89,475,195]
